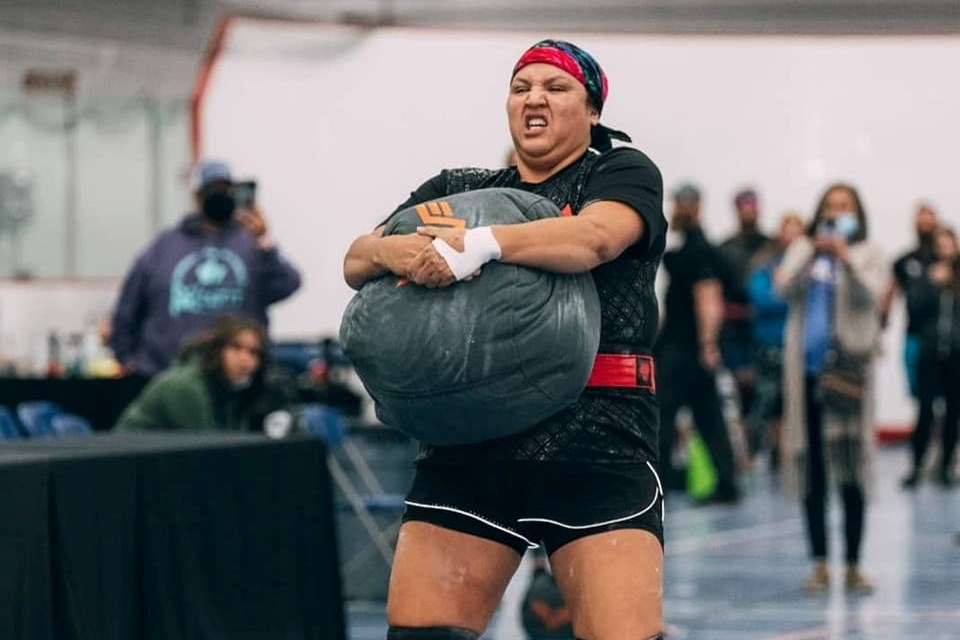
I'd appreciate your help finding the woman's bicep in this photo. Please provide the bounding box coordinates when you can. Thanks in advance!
[577,200,646,260]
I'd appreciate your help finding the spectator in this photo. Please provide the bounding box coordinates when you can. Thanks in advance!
[746,212,805,466]
[657,183,739,503]
[115,315,281,432]
[717,188,773,422]
[881,204,939,398]
[902,226,960,488]
[776,183,887,593]
[109,159,301,377]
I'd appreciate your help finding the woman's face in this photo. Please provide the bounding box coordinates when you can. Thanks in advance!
[221,329,262,386]
[507,63,597,178]
[934,230,958,261]
[821,188,857,221]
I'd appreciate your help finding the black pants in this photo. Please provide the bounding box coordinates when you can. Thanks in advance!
[910,351,960,477]
[657,343,737,496]
[803,377,865,564]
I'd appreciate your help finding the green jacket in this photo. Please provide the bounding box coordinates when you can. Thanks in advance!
[115,361,251,432]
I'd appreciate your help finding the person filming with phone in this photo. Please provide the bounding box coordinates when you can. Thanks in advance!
[775,183,887,593]
[108,159,302,378]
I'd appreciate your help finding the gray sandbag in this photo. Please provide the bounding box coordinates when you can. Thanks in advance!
[339,188,600,446]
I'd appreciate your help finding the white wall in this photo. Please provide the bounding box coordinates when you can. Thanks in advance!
[0,99,192,278]
[199,21,960,427]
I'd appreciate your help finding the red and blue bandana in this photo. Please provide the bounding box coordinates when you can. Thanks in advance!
[513,39,609,114]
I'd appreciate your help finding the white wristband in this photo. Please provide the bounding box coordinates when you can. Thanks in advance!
[431,226,502,281]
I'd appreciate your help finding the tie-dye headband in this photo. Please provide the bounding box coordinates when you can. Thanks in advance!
[513,39,609,113]
[512,39,631,152]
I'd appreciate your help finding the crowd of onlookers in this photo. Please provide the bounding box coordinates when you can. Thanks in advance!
[655,182,958,591]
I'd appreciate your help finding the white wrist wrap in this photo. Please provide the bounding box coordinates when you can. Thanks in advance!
[431,226,502,281]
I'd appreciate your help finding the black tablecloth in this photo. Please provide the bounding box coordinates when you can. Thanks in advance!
[0,376,148,431]
[0,433,346,640]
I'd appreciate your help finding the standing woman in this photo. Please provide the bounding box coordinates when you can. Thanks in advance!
[115,315,271,432]
[344,40,667,640]
[902,226,960,488]
[775,184,887,593]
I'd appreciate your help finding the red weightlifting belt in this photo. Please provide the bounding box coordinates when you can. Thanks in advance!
[585,353,656,392]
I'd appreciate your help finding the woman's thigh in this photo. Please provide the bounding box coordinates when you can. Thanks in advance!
[386,521,522,633]
[549,528,663,640]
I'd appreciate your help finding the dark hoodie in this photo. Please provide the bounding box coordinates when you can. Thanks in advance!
[109,214,301,375]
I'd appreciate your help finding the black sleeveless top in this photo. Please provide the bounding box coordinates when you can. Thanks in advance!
[390,147,666,463]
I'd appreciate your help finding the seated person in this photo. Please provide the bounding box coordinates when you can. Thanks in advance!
[115,315,274,432]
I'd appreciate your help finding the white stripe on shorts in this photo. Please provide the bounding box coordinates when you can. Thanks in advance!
[517,460,664,530]
[404,500,539,549]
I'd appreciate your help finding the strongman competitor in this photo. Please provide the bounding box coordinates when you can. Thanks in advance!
[343,40,668,640]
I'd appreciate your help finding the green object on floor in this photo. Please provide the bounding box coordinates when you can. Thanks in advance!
[686,431,717,499]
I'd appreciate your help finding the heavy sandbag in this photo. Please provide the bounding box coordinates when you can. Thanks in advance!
[339,188,600,446]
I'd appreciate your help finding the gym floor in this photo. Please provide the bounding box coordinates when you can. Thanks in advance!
[347,444,960,639]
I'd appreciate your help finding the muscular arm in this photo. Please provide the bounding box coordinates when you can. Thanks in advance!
[409,200,646,286]
[493,200,645,272]
[343,226,432,290]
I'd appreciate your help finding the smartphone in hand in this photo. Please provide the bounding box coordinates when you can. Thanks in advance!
[234,180,257,210]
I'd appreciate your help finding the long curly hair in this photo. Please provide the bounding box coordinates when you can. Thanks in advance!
[179,315,269,395]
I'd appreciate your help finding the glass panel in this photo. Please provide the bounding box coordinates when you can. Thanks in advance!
[0,98,190,278]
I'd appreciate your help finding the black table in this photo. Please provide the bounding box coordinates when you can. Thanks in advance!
[0,433,346,640]
[0,375,148,431]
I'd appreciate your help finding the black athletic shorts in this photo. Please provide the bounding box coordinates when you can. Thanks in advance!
[402,459,664,556]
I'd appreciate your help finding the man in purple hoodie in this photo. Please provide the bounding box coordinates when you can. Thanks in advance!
[109,160,301,376]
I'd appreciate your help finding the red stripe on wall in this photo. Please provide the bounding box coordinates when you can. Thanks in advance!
[876,424,911,445]
[190,16,234,162]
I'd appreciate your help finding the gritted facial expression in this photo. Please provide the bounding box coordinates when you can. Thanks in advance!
[221,329,262,386]
[508,63,597,174]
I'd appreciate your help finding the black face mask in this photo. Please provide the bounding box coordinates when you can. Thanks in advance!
[202,192,236,224]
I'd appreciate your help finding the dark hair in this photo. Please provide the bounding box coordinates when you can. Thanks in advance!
[934,226,960,296]
[806,182,869,244]
[179,315,269,396]
[936,225,957,248]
